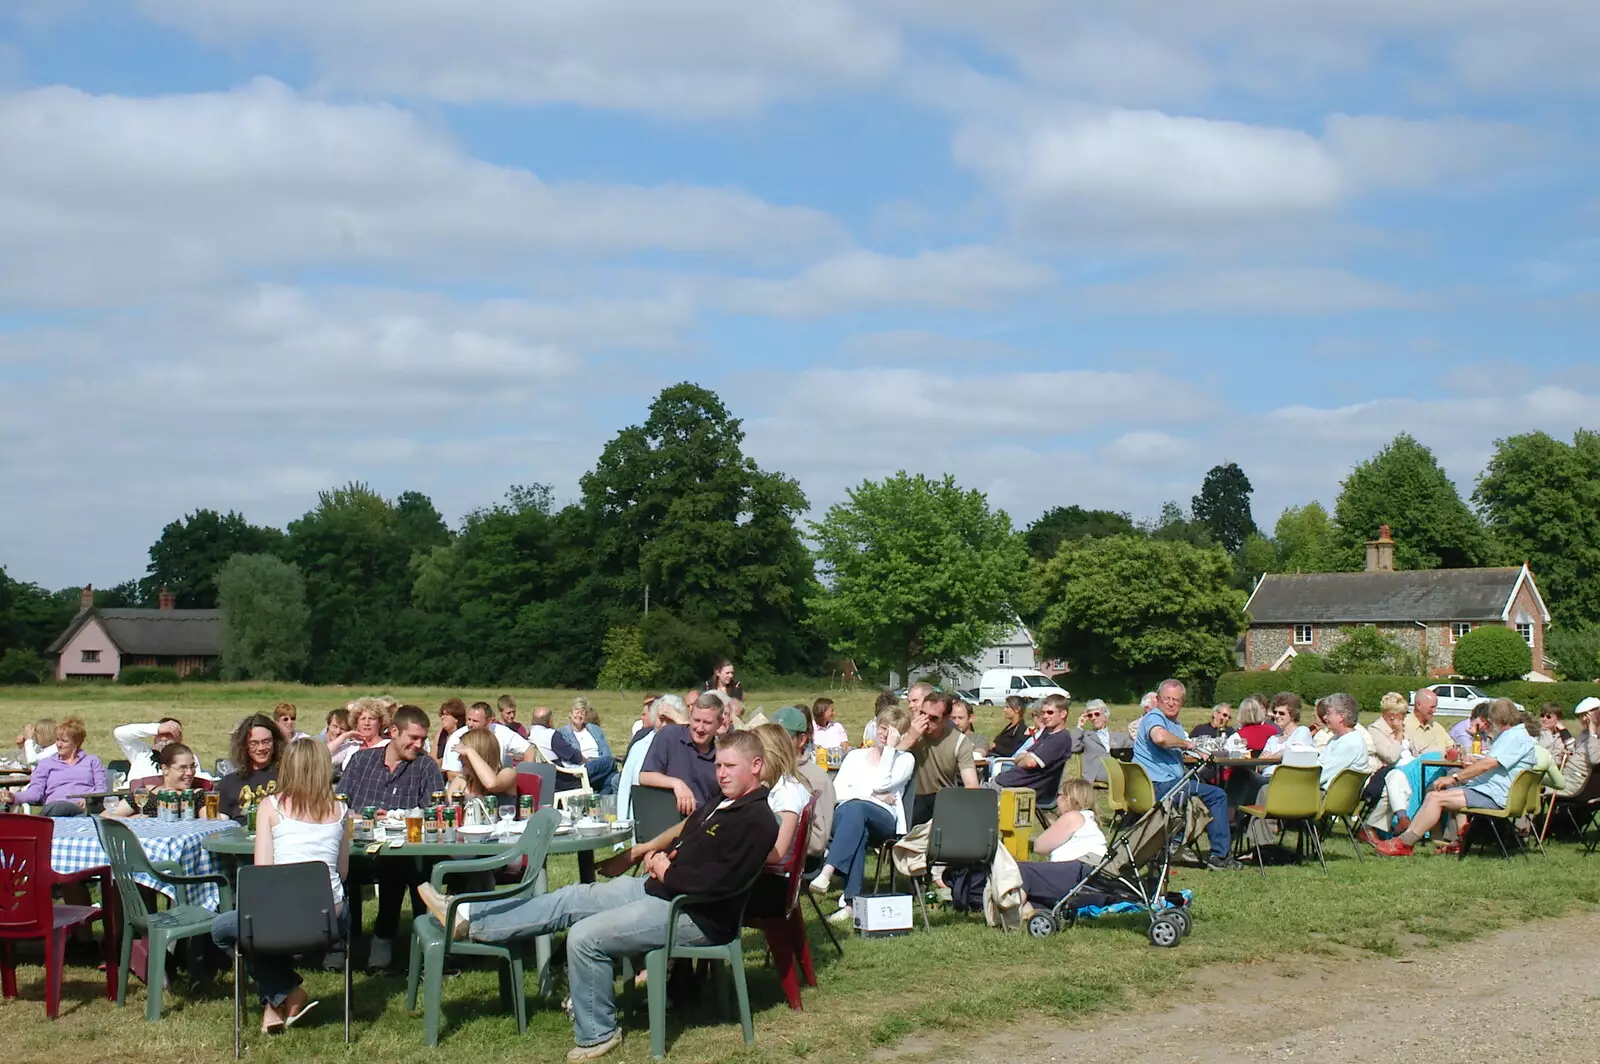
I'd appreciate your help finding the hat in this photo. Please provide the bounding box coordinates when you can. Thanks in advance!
[1577,697,1600,715]
[772,706,809,735]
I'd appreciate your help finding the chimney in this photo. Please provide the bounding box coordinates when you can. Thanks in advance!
[79,584,93,611]
[1365,524,1395,572]
[158,586,176,610]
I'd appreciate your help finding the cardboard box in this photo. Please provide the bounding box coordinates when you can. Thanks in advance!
[852,893,913,937]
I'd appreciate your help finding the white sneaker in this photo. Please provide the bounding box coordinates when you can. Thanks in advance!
[566,1032,623,1061]
[808,872,832,895]
[826,903,853,925]
[366,936,393,970]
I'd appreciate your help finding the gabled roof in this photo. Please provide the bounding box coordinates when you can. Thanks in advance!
[1245,565,1545,625]
[48,608,223,657]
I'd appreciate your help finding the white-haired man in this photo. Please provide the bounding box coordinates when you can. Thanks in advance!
[617,695,686,822]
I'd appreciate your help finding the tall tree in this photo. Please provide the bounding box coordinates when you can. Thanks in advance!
[0,568,76,657]
[1333,433,1490,569]
[1032,535,1244,683]
[1474,430,1600,626]
[1191,462,1257,553]
[142,509,286,608]
[580,383,820,678]
[216,553,310,681]
[1273,502,1344,573]
[1143,501,1212,547]
[809,472,1028,684]
[1024,506,1138,562]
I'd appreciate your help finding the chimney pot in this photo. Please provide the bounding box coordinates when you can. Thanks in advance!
[79,584,93,611]
[1366,525,1396,572]
[158,586,176,610]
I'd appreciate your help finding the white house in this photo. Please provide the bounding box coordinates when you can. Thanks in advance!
[892,621,1038,691]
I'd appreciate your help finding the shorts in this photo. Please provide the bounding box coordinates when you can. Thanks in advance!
[1464,787,1501,810]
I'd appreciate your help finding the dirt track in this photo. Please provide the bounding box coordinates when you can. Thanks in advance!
[897,910,1600,1063]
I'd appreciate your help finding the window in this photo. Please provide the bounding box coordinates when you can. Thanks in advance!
[1517,622,1534,648]
[1294,624,1314,645]
[1449,622,1472,642]
[80,650,100,663]
[1009,676,1024,690]
[997,647,1012,666]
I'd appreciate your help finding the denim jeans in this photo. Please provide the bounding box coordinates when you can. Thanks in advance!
[1153,777,1231,856]
[469,876,712,1047]
[212,905,349,1007]
[584,756,619,795]
[825,800,897,901]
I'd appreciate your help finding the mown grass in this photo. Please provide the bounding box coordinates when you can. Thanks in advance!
[0,683,1595,1064]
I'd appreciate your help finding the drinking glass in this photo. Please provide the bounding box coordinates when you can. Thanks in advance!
[405,815,423,844]
[498,802,515,825]
[204,792,220,819]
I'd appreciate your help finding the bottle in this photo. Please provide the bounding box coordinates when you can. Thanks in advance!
[1471,733,1482,756]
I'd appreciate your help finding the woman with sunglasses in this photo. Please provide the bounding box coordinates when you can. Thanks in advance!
[1259,694,1312,779]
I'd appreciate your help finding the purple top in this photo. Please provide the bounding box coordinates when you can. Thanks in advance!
[14,752,106,807]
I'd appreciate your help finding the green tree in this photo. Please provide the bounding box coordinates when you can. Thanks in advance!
[0,648,50,684]
[1333,434,1490,569]
[1192,462,1257,553]
[581,383,821,677]
[1546,624,1600,681]
[216,553,310,681]
[142,509,286,608]
[1234,533,1278,588]
[596,626,659,689]
[1273,502,1343,573]
[1032,535,1245,683]
[1325,625,1416,674]
[1143,501,1213,547]
[1024,506,1138,562]
[1452,625,1532,682]
[809,472,1028,684]
[0,568,76,657]
[1474,430,1600,626]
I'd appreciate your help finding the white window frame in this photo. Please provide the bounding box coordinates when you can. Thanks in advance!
[80,649,100,663]
[1293,624,1314,645]
[997,647,1013,666]
[1449,622,1472,642]
[1516,622,1534,648]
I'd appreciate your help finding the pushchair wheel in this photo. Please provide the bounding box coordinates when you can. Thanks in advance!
[1166,909,1192,937]
[1148,914,1182,948]
[1026,911,1058,938]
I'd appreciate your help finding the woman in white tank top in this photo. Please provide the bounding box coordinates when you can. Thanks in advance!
[212,738,351,1034]
[1031,778,1107,865]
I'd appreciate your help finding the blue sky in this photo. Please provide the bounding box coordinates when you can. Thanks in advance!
[1,1,1597,589]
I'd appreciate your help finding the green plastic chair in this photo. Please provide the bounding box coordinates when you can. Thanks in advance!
[1460,770,1541,861]
[1239,765,1325,875]
[642,870,765,1060]
[404,810,559,1046]
[1104,758,1128,819]
[1318,768,1370,862]
[93,817,232,1021]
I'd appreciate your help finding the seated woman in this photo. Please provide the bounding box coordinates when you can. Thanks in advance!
[1260,696,1312,778]
[1017,778,1108,916]
[446,728,517,799]
[105,743,199,817]
[559,697,618,795]
[216,714,286,821]
[990,696,1032,759]
[743,723,817,921]
[432,700,466,763]
[0,716,104,816]
[809,706,914,926]
[213,739,349,1033]
[14,717,57,765]
[1235,696,1278,755]
[1375,699,1538,856]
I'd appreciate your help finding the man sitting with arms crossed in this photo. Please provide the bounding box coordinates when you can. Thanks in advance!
[420,730,778,1062]
[991,693,1074,801]
[638,694,723,814]
[1134,678,1241,870]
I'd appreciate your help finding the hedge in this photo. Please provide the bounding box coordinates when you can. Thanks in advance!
[117,666,182,685]
[1214,671,1600,716]
[1452,625,1533,682]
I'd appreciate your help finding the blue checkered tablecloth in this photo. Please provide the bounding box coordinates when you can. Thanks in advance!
[50,817,238,912]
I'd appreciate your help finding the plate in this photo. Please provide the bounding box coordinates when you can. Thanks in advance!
[458,824,495,838]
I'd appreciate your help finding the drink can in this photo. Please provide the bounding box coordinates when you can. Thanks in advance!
[453,802,464,828]
[181,790,196,820]
[431,791,446,807]
[518,794,533,820]
[363,806,378,821]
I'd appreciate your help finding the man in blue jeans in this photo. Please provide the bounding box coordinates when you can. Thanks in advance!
[419,730,778,1062]
[1133,678,1242,870]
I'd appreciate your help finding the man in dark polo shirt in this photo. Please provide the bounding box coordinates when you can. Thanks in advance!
[421,729,778,1062]
[638,694,721,814]
[992,693,1074,801]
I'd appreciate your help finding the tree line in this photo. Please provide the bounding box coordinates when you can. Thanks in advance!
[2,385,1598,689]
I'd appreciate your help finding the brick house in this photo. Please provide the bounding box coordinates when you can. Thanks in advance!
[47,585,222,680]
[1242,526,1549,677]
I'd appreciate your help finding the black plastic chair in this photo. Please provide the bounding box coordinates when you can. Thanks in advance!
[515,762,557,810]
[913,788,999,931]
[107,758,132,781]
[232,862,350,1058]
[632,785,687,846]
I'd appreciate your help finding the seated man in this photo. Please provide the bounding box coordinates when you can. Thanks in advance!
[1376,699,1537,856]
[950,699,990,756]
[1558,697,1600,797]
[420,731,778,1062]
[1133,679,1240,870]
[442,701,532,776]
[991,693,1073,801]
[497,694,530,739]
[638,696,723,814]
[616,695,686,822]
[1450,702,1492,752]
[1072,699,1131,785]
[526,705,591,792]
[114,717,213,781]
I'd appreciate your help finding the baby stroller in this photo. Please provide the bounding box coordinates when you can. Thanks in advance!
[1025,760,1207,948]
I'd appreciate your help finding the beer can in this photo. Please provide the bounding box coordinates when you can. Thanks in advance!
[431,791,446,807]
[518,794,533,820]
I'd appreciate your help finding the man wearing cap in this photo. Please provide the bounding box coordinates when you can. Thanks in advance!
[774,705,835,857]
[1072,699,1131,785]
[1558,697,1600,798]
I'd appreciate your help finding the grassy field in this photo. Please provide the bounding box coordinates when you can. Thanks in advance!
[0,683,1594,1064]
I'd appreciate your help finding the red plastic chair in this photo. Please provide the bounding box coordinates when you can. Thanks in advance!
[0,814,116,1017]
[744,799,819,1011]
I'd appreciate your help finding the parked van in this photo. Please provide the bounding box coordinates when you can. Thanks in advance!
[977,668,1069,707]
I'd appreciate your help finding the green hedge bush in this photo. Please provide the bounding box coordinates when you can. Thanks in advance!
[1483,680,1600,709]
[117,665,182,685]
[1215,671,1600,716]
[1452,625,1533,682]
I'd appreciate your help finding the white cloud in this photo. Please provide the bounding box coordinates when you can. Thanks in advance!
[719,247,1052,318]
[1082,268,1419,314]
[139,0,901,116]
[0,79,842,306]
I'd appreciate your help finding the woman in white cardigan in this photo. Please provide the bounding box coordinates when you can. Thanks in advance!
[808,706,914,923]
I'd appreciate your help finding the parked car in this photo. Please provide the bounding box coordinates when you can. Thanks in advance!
[977,668,1070,707]
[1408,683,1523,717]
[956,688,979,705]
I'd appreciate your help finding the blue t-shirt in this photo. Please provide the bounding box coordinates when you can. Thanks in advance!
[1473,725,1537,807]
[1134,710,1185,784]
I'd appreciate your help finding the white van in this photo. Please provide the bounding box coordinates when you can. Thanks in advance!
[977,668,1070,707]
